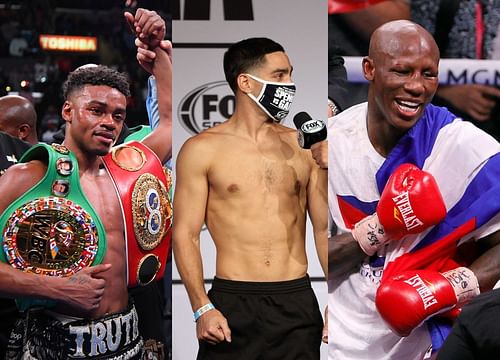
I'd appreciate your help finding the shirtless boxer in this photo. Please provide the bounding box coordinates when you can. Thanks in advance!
[0,11,171,359]
[173,37,328,359]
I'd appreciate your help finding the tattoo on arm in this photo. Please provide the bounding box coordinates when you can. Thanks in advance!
[68,275,88,285]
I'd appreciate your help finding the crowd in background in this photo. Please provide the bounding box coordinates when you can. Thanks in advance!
[328,0,500,140]
[0,0,170,143]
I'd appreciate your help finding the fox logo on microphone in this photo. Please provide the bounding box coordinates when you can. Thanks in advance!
[300,119,325,134]
[293,112,327,149]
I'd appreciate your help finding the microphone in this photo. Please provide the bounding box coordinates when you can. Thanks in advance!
[293,112,327,149]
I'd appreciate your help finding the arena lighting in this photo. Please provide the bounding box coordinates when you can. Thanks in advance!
[0,3,20,10]
[7,92,43,100]
[20,80,29,88]
[39,35,98,52]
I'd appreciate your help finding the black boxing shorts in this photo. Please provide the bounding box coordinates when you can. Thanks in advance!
[6,304,143,359]
[197,275,323,360]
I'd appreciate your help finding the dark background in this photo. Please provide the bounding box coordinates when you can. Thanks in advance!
[0,0,170,141]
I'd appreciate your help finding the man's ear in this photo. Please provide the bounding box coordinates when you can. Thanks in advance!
[362,57,375,81]
[236,74,252,94]
[61,101,72,123]
[17,124,31,141]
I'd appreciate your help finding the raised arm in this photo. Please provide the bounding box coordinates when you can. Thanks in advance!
[125,8,172,163]
[140,45,172,163]
[172,136,231,344]
[125,8,165,50]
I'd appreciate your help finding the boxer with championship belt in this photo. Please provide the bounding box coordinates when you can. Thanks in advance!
[0,143,106,310]
[0,8,171,360]
[102,140,172,287]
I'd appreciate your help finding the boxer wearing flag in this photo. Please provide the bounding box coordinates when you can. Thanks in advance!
[328,20,500,360]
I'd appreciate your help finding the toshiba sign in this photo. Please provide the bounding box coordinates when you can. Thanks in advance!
[39,35,97,52]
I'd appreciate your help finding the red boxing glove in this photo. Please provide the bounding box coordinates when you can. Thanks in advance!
[376,267,480,337]
[329,0,388,14]
[352,163,447,256]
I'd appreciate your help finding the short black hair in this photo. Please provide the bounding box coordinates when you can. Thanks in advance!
[223,37,285,93]
[62,65,131,100]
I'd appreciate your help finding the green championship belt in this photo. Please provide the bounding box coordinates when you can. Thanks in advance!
[0,143,106,309]
[124,125,152,143]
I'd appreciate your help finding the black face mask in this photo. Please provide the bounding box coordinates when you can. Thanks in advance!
[246,74,296,122]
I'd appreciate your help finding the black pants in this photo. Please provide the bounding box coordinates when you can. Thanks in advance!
[0,298,18,359]
[197,275,323,360]
[129,279,169,359]
[6,304,143,359]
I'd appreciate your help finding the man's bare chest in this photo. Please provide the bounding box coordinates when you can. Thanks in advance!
[209,149,310,196]
[80,172,123,234]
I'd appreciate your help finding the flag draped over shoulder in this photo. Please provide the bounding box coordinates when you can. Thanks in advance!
[378,104,500,351]
[379,105,500,278]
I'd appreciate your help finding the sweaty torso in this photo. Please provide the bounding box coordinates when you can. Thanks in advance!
[203,123,312,281]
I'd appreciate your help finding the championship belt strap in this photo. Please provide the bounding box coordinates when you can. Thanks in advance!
[102,141,172,287]
[0,143,106,310]
[123,125,152,143]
